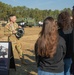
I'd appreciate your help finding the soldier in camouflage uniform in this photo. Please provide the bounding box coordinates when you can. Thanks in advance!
[4,14,26,64]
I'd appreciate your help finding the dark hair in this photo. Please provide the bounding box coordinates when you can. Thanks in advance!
[8,14,16,18]
[37,16,58,58]
[72,6,74,28]
[57,11,71,30]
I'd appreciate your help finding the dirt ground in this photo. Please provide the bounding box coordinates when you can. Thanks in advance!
[0,26,42,75]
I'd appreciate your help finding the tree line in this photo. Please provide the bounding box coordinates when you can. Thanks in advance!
[0,1,72,22]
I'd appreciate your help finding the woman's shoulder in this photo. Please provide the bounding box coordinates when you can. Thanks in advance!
[58,35,66,45]
[58,27,73,34]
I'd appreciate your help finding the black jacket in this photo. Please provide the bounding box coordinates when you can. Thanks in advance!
[58,29,73,58]
[35,36,66,73]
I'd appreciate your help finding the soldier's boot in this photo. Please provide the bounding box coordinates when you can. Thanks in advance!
[20,54,28,65]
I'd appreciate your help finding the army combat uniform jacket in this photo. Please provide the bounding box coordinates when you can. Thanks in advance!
[4,22,23,58]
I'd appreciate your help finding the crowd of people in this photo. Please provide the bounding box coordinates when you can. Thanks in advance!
[0,6,74,75]
[34,7,74,75]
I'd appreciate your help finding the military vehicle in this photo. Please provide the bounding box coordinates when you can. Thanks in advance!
[16,18,26,28]
[38,21,43,27]
[0,21,7,27]
[16,17,36,27]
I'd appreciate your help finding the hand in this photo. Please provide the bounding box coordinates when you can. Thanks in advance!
[12,30,17,34]
[18,26,22,28]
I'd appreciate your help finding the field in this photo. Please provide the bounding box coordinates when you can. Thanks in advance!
[0,26,42,75]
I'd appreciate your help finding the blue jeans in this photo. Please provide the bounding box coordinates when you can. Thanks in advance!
[64,58,72,75]
[38,68,64,75]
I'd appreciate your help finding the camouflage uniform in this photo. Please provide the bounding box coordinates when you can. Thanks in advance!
[4,22,23,58]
